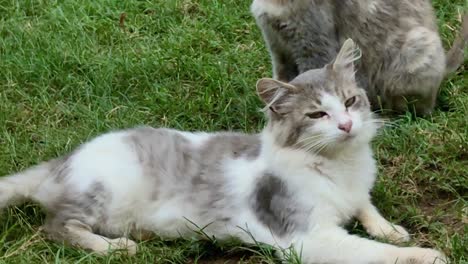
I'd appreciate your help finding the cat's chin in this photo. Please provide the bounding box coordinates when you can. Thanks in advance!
[340,133,356,141]
[333,134,372,151]
[331,133,360,146]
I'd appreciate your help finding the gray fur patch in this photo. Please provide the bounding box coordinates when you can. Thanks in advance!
[123,128,262,225]
[125,127,195,201]
[43,182,111,240]
[191,133,261,220]
[251,173,311,237]
[50,152,74,183]
[203,133,261,160]
[124,128,261,203]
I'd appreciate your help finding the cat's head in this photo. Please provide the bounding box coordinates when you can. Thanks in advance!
[257,39,379,155]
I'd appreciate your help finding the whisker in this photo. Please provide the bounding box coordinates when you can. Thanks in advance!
[314,145,327,155]
[363,119,399,129]
[294,135,323,146]
[295,137,328,151]
[299,138,326,152]
[304,137,335,154]
[301,141,325,153]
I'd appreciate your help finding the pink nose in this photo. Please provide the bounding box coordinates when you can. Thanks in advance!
[338,120,353,133]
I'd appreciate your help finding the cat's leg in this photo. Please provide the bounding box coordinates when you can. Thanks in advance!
[130,228,155,241]
[43,218,137,255]
[293,227,446,264]
[382,26,445,115]
[266,32,298,82]
[357,202,410,243]
[255,18,298,82]
[270,45,299,82]
[41,186,138,256]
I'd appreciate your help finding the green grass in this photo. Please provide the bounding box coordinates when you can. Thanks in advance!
[0,0,466,263]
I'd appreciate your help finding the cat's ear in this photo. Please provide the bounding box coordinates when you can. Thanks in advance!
[332,38,361,79]
[256,78,299,113]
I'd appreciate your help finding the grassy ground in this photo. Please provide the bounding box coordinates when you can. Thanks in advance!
[0,0,466,263]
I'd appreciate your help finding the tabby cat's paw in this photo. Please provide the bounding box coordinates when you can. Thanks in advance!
[368,223,410,243]
[106,237,138,255]
[396,247,447,264]
[385,224,410,243]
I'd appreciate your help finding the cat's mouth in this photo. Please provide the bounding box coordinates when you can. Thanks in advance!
[340,133,356,141]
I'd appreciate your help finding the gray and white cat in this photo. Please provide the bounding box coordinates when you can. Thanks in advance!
[0,40,446,263]
[252,0,468,115]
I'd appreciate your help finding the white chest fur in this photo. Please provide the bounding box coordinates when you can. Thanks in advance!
[266,145,377,226]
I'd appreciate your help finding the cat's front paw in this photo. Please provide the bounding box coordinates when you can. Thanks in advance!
[384,224,410,243]
[107,237,138,255]
[368,223,410,243]
[396,247,447,264]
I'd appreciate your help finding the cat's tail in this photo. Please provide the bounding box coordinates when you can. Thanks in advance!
[445,12,468,75]
[0,162,52,209]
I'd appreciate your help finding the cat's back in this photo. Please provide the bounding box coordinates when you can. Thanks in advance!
[334,0,438,46]
[65,126,262,188]
[194,132,261,162]
[61,127,177,191]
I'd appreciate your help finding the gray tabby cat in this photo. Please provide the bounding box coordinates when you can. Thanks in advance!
[0,40,446,263]
[252,0,468,115]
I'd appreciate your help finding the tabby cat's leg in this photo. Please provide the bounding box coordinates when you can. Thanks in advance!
[382,26,445,115]
[293,227,446,264]
[357,203,410,243]
[270,46,299,82]
[44,219,137,255]
[131,228,155,241]
[255,18,298,82]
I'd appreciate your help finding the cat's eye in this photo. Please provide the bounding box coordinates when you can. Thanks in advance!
[344,96,356,108]
[306,111,327,119]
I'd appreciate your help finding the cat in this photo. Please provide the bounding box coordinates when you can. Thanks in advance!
[251,0,468,115]
[0,40,447,263]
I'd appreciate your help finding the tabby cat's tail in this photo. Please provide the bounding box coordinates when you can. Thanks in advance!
[445,12,468,74]
[0,163,51,209]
